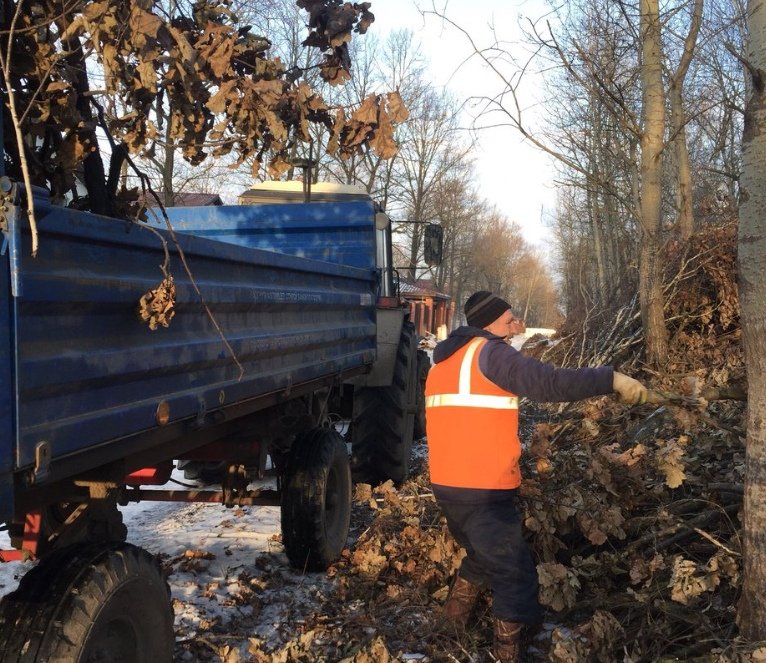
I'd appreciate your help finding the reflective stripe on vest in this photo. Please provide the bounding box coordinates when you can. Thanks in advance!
[425,338,519,410]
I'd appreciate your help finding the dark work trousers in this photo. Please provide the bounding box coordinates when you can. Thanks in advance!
[436,489,543,625]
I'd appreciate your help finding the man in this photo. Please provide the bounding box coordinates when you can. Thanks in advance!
[425,291,647,662]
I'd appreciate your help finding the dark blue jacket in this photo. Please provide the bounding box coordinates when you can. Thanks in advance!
[431,326,614,503]
[433,326,614,402]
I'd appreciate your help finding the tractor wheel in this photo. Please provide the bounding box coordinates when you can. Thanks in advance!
[280,427,352,572]
[0,542,174,662]
[351,320,418,485]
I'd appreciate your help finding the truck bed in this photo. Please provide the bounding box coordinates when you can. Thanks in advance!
[164,199,376,268]
[0,193,377,523]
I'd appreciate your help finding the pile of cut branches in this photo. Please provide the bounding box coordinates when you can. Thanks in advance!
[542,221,741,378]
[299,221,759,662]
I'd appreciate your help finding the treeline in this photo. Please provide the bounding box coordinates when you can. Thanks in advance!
[426,0,745,351]
[530,0,744,350]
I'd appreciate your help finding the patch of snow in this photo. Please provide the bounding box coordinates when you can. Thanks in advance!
[0,471,333,657]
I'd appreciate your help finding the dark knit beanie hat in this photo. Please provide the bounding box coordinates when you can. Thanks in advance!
[464,291,512,328]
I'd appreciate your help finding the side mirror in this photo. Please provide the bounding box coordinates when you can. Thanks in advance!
[424,223,443,266]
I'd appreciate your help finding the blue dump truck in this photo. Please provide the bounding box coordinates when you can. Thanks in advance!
[0,178,438,661]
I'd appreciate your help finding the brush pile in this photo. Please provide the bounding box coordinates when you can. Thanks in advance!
[317,222,757,662]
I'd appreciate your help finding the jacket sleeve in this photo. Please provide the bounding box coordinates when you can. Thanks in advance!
[479,339,614,402]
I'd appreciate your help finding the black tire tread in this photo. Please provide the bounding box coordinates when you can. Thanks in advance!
[0,543,173,663]
[352,320,418,484]
[281,428,351,572]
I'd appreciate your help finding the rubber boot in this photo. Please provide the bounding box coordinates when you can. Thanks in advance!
[440,575,483,630]
[493,618,524,662]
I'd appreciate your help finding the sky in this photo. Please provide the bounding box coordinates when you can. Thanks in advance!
[371,0,557,249]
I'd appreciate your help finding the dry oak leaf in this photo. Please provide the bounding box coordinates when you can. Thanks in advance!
[320,55,352,85]
[369,103,397,159]
[529,422,554,457]
[353,482,374,504]
[578,610,624,662]
[629,553,666,586]
[538,562,580,611]
[206,79,239,114]
[326,107,347,156]
[385,90,409,123]
[129,6,163,50]
[339,636,397,663]
[138,274,176,330]
[354,95,380,124]
[668,555,719,605]
[656,436,688,489]
[549,628,589,663]
[196,22,236,78]
[351,547,388,577]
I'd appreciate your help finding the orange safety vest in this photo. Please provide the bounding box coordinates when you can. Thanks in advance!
[425,337,522,489]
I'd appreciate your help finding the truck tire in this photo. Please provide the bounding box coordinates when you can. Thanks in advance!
[351,320,418,485]
[0,543,174,663]
[412,349,431,440]
[281,427,352,572]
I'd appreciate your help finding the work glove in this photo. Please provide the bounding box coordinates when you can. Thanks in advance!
[612,371,649,405]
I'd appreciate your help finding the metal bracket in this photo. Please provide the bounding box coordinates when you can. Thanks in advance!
[32,441,51,484]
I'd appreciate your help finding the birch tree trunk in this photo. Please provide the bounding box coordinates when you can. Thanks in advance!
[737,0,766,640]
[639,0,669,366]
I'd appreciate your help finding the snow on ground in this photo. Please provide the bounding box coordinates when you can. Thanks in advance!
[122,477,312,655]
[0,535,29,597]
[0,471,336,660]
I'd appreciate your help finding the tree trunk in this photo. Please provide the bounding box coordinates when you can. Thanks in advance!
[162,118,176,207]
[59,32,110,216]
[737,0,766,640]
[669,83,695,239]
[587,175,608,304]
[638,0,669,366]
[669,0,703,240]
[589,95,609,303]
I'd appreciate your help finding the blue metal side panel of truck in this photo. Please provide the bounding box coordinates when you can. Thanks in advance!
[0,249,13,514]
[4,200,376,494]
[163,201,376,269]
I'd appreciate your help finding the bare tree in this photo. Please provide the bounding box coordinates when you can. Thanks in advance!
[666,0,704,239]
[470,213,527,295]
[391,87,470,281]
[428,167,486,310]
[427,1,748,365]
[638,0,670,365]
[737,0,766,640]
